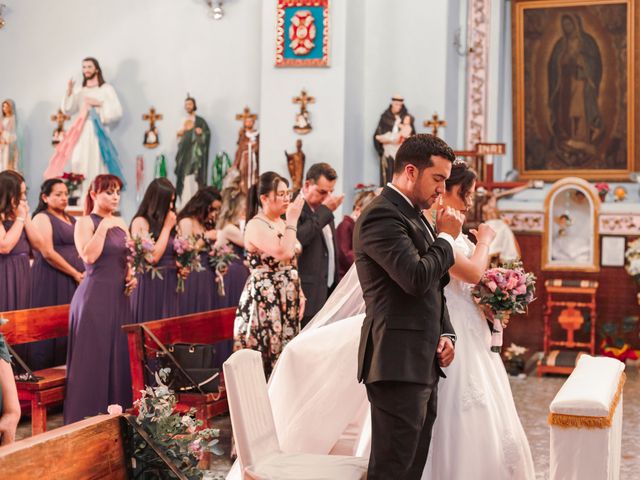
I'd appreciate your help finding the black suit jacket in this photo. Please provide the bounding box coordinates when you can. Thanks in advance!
[297,202,339,320]
[353,186,456,385]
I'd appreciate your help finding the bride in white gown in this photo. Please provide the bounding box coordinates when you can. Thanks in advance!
[226,162,535,479]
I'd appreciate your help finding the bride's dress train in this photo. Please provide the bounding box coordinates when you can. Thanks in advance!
[227,237,535,479]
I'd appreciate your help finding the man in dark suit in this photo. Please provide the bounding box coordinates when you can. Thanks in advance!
[353,134,464,479]
[296,162,344,328]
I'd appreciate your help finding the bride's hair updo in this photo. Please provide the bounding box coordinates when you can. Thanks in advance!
[446,160,477,202]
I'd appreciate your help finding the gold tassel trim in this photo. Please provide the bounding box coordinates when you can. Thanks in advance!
[548,372,626,429]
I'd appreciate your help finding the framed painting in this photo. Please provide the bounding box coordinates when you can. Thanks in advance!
[512,0,638,180]
[275,0,329,67]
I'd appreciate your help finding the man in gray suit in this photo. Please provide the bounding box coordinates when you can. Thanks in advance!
[353,134,464,479]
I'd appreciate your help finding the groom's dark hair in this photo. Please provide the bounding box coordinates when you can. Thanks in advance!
[394,134,455,174]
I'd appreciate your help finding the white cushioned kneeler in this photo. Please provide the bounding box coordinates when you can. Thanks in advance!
[548,355,625,480]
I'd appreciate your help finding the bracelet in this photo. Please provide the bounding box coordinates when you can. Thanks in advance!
[285,225,297,232]
[16,217,25,223]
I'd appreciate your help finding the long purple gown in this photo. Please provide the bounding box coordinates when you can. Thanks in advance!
[29,212,84,369]
[0,219,30,312]
[1,220,31,363]
[64,214,133,424]
[131,234,179,323]
[178,250,221,315]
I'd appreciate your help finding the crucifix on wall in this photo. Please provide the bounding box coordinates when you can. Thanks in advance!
[50,108,70,146]
[142,107,163,149]
[423,113,447,137]
[292,89,315,134]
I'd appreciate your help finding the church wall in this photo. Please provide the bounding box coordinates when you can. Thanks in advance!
[0,0,263,216]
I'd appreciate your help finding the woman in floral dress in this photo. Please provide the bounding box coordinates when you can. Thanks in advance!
[234,171,306,378]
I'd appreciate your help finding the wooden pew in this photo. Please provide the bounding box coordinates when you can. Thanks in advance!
[0,304,70,435]
[0,414,128,479]
[122,307,236,425]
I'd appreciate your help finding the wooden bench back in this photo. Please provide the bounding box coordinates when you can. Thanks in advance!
[0,415,128,479]
[0,304,70,344]
[122,307,236,402]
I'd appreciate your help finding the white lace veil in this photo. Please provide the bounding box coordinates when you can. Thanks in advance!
[303,263,366,331]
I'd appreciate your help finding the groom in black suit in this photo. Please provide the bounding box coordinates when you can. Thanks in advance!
[353,134,464,479]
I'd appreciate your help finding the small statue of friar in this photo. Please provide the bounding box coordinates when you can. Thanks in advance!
[373,94,413,186]
[285,139,305,191]
[232,107,259,194]
[175,94,211,205]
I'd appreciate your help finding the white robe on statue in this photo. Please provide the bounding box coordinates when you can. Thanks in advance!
[62,84,122,186]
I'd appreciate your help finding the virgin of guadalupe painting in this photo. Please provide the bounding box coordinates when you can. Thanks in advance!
[513,0,637,180]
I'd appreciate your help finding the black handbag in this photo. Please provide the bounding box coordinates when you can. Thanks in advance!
[140,325,220,395]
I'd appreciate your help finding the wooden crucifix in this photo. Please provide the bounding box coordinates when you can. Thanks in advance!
[235,106,258,125]
[142,107,163,149]
[292,89,315,134]
[423,112,447,137]
[50,108,70,146]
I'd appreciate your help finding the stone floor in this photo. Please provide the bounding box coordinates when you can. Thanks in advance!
[15,366,640,478]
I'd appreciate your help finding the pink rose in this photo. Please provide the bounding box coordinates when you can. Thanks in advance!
[486,280,498,292]
[514,284,527,295]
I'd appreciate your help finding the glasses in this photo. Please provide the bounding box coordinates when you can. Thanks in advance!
[275,190,293,199]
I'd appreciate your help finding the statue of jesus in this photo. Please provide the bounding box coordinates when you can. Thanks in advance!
[45,57,124,193]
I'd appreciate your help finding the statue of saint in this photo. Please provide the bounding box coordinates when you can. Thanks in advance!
[232,113,259,194]
[0,99,19,171]
[45,57,124,193]
[174,95,211,205]
[285,139,305,191]
[373,95,413,185]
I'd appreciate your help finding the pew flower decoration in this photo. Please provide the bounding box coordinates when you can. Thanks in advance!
[127,233,162,280]
[207,242,238,296]
[174,235,204,293]
[472,261,537,353]
[131,368,222,478]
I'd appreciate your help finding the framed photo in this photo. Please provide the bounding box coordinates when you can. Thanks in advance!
[512,0,638,180]
[601,236,626,267]
[275,0,329,67]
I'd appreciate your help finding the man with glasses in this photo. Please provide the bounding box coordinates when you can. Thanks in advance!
[296,162,344,328]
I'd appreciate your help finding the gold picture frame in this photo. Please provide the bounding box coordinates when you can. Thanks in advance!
[512,0,638,180]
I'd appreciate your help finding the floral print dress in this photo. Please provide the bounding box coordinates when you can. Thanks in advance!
[233,251,302,378]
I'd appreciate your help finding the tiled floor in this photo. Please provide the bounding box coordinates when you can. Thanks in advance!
[15,366,640,478]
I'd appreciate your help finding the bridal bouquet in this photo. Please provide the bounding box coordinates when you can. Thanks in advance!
[127,233,162,280]
[174,235,205,293]
[207,242,238,297]
[472,261,536,353]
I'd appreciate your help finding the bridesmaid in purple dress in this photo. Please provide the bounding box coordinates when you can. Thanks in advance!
[0,171,43,364]
[215,187,249,308]
[30,179,85,369]
[130,178,179,323]
[64,175,137,425]
[176,186,222,316]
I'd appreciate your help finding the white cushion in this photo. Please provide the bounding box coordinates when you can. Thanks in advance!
[249,452,368,480]
[550,355,625,417]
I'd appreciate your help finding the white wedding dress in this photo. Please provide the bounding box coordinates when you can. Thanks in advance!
[226,235,535,480]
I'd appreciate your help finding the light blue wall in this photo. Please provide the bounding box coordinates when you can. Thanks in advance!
[2,0,465,218]
[0,0,262,217]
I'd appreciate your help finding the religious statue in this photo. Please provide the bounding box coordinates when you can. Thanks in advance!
[232,107,259,194]
[373,95,413,185]
[423,112,447,137]
[50,108,70,146]
[142,107,163,149]
[292,89,314,135]
[45,57,125,193]
[174,95,211,204]
[285,139,306,191]
[375,114,415,184]
[548,14,603,160]
[0,99,19,171]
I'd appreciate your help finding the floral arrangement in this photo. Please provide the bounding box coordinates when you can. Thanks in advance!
[594,182,610,200]
[625,238,640,282]
[128,368,222,479]
[472,261,537,352]
[503,343,528,376]
[174,235,204,293]
[207,242,238,296]
[127,233,162,280]
[61,172,85,197]
[503,343,528,361]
